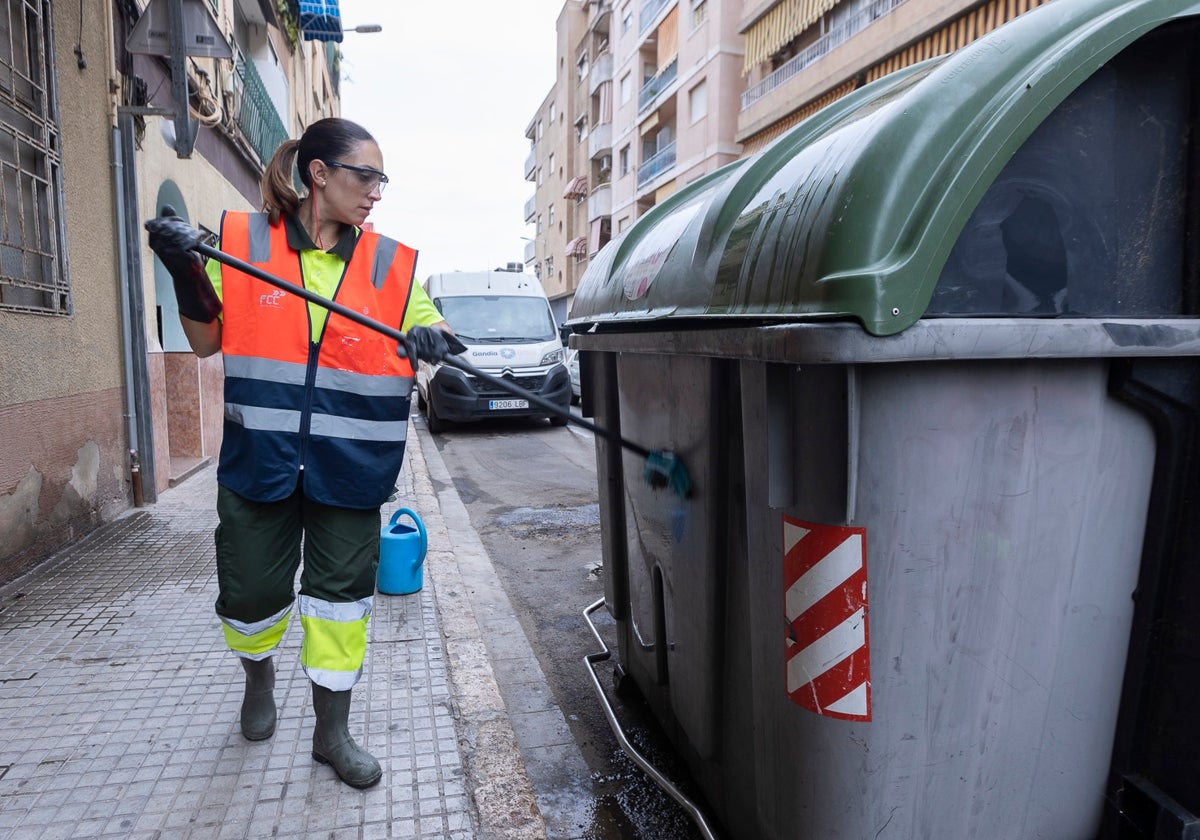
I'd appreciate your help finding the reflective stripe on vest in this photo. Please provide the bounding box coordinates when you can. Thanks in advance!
[217,211,418,508]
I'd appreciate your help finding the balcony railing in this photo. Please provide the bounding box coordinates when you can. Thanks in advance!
[524,195,537,223]
[589,51,613,96]
[588,121,612,159]
[324,41,340,96]
[638,58,677,113]
[589,0,612,32]
[640,0,673,34]
[524,239,536,263]
[741,0,909,110]
[636,141,676,189]
[525,148,537,180]
[587,182,612,222]
[235,57,289,168]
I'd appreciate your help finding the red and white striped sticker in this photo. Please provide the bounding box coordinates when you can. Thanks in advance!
[783,515,871,721]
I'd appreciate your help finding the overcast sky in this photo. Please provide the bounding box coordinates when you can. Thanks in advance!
[334,1,565,279]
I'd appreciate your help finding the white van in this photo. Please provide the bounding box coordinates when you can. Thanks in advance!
[416,264,570,432]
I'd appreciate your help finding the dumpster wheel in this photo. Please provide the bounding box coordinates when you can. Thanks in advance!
[583,598,721,840]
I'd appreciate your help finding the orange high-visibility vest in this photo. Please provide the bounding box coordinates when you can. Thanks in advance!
[217,211,418,508]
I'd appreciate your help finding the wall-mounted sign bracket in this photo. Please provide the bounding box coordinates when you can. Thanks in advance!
[125,0,233,158]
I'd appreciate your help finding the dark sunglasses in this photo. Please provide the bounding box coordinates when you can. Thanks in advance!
[324,161,389,193]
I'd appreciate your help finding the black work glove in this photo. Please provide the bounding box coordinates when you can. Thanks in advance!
[401,325,467,363]
[144,205,221,323]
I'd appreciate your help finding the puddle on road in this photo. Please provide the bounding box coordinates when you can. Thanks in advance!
[495,503,601,539]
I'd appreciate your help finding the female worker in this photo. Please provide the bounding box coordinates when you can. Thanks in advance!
[144,118,462,789]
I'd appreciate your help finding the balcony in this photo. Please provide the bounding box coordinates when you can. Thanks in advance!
[234,57,289,168]
[589,0,612,33]
[636,141,676,189]
[638,58,677,114]
[587,182,612,222]
[524,195,537,223]
[588,121,612,159]
[525,148,537,181]
[741,0,909,109]
[640,0,673,34]
[524,239,536,263]
[589,51,613,96]
[324,41,340,96]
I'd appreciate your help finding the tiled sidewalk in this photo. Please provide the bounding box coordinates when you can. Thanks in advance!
[0,428,541,840]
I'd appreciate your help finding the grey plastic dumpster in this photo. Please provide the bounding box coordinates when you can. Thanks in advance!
[568,1,1200,838]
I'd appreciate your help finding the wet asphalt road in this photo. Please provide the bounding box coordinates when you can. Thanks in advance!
[420,407,706,840]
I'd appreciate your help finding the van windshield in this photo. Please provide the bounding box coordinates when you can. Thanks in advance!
[435,295,557,343]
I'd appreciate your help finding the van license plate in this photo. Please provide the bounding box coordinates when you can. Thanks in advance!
[489,399,529,410]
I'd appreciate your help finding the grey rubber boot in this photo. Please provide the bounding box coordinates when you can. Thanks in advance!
[310,683,382,788]
[239,656,276,741]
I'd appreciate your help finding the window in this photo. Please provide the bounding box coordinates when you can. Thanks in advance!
[537,119,544,139]
[0,0,68,315]
[575,115,588,143]
[619,71,632,105]
[689,79,708,124]
[549,101,557,122]
[537,166,543,186]
[618,145,630,177]
[548,153,555,178]
[618,216,630,233]
[537,214,543,234]
[620,2,632,33]
[691,0,708,27]
[577,51,589,80]
[548,204,556,226]
[546,256,555,279]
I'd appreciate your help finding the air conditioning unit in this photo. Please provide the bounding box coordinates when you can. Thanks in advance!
[599,154,612,172]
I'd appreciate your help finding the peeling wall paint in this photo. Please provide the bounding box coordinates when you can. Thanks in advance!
[0,468,43,561]
[51,441,102,526]
[0,392,128,585]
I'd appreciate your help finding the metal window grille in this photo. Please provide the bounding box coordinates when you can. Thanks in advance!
[0,0,68,316]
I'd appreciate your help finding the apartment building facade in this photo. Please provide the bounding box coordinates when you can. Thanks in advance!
[0,0,342,584]
[524,1,588,325]
[525,0,745,323]
[738,0,1056,152]
[526,0,1059,324]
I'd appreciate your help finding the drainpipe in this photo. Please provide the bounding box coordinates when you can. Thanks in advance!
[112,115,158,505]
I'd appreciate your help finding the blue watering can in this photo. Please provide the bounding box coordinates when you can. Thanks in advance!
[378,507,427,595]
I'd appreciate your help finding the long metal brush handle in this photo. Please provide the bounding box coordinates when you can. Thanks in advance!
[193,241,655,460]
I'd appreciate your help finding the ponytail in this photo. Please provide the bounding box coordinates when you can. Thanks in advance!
[260,139,302,225]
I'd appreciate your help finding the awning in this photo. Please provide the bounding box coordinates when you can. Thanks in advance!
[298,0,344,42]
[563,175,589,199]
[564,236,588,258]
[743,0,841,73]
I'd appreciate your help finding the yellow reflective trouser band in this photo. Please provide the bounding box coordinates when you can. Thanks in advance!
[298,595,372,691]
[220,604,292,657]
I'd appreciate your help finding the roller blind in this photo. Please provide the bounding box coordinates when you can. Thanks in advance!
[657,6,679,67]
[744,0,841,73]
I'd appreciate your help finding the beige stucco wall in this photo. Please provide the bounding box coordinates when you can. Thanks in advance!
[0,0,131,579]
[137,115,254,496]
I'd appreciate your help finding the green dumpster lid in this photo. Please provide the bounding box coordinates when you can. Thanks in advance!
[568,0,1200,337]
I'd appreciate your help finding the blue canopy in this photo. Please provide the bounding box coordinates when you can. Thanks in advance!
[298,0,343,42]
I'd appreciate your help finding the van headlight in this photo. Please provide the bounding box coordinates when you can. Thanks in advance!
[540,347,564,365]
